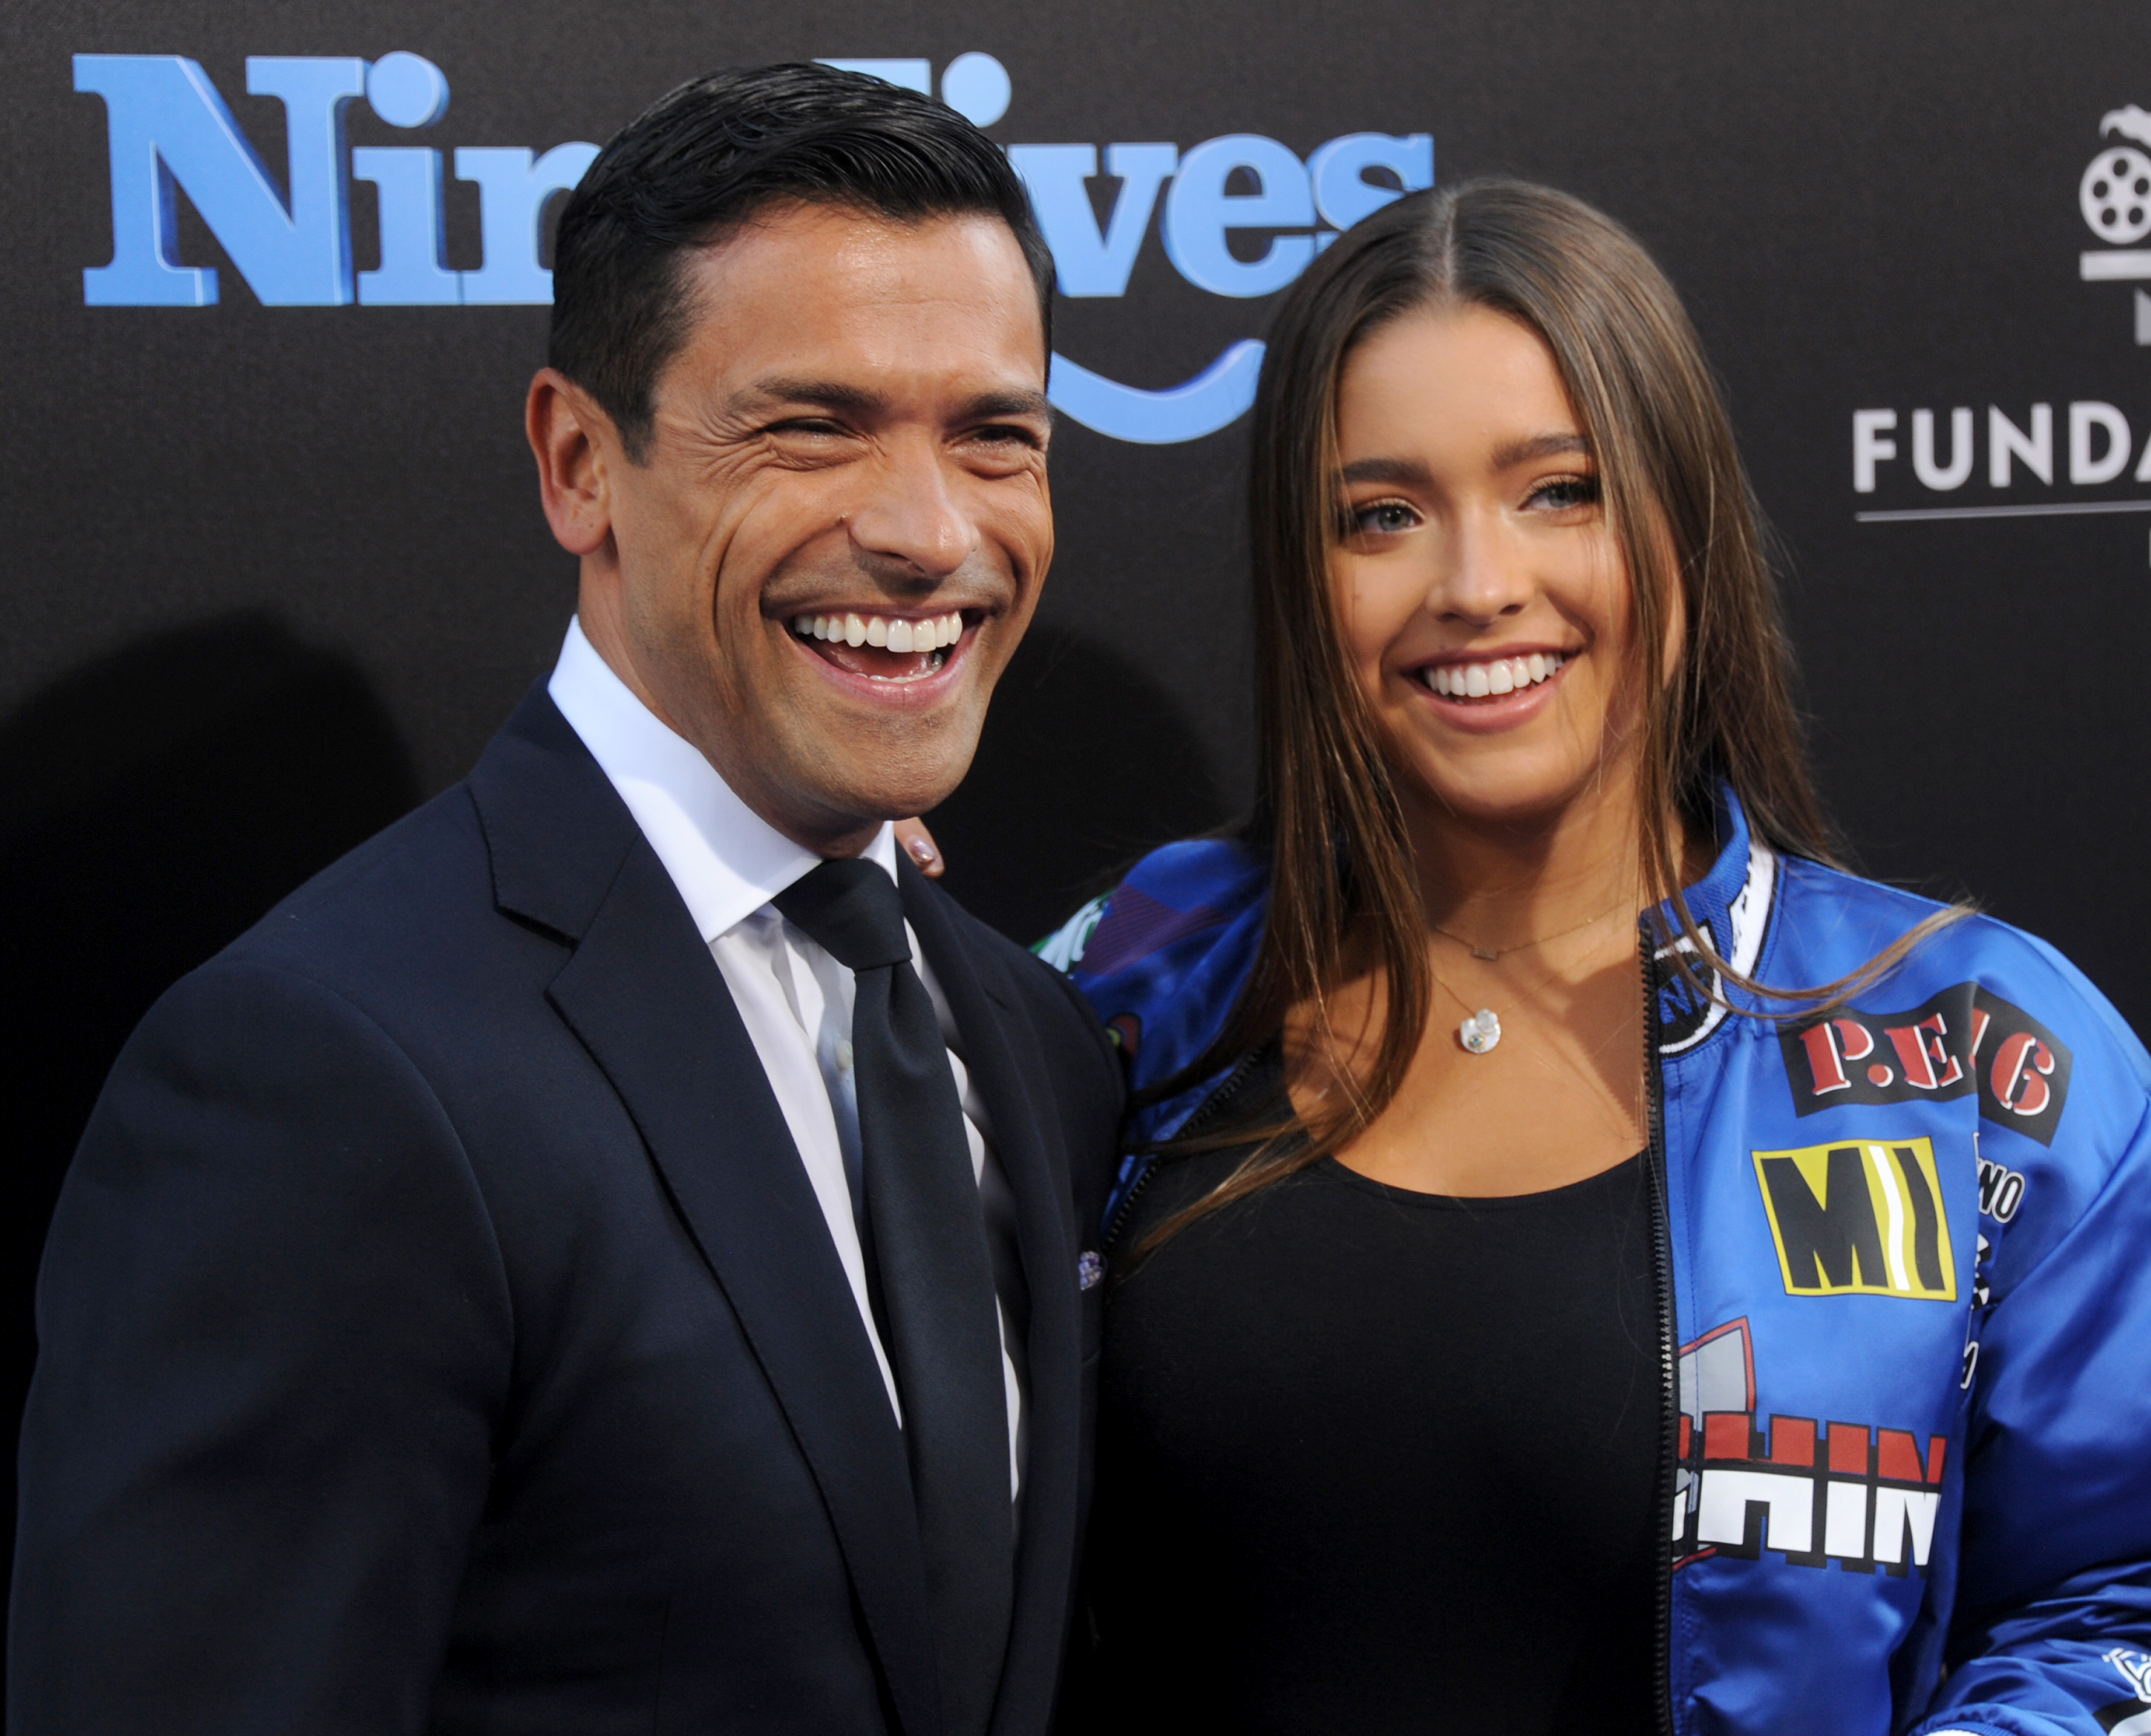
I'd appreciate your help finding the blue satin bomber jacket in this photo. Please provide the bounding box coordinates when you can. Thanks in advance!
[1037,788,2151,1736]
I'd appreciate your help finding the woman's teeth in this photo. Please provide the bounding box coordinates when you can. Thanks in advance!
[1424,652,1564,700]
[790,611,965,652]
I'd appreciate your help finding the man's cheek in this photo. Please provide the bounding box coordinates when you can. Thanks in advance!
[1010,502,1056,581]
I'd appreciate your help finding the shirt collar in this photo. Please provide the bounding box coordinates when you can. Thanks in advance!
[546,616,898,943]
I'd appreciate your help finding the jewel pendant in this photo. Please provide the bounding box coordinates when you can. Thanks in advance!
[1458,1008,1501,1055]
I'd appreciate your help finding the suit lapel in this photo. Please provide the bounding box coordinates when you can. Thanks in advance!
[471,688,943,1736]
[899,866,1084,1735]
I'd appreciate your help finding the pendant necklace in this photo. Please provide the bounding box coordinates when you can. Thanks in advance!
[1457,1006,1503,1054]
[1433,898,1631,1057]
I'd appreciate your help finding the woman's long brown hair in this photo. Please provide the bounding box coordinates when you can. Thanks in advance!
[1135,179,1963,1252]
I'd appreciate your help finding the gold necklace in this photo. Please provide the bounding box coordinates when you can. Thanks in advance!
[1430,898,1629,963]
[1432,901,1633,1056]
[1433,958,1559,1056]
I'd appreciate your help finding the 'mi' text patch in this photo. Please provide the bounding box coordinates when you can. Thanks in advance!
[1752,1137,1956,1300]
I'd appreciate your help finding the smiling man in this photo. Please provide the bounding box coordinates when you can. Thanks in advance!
[11,65,1121,1736]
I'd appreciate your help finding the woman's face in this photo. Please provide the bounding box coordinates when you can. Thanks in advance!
[1329,302,1670,827]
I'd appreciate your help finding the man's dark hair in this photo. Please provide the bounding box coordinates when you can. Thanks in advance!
[550,62,1054,460]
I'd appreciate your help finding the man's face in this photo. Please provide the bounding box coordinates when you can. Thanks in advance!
[549,203,1053,852]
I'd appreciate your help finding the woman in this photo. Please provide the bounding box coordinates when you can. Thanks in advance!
[1042,182,2151,1735]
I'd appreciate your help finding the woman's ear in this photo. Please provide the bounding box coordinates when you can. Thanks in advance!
[527,368,616,558]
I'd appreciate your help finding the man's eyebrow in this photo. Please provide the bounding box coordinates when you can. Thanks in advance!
[732,379,1053,424]
[961,387,1053,422]
[1491,431,1590,469]
[737,377,888,416]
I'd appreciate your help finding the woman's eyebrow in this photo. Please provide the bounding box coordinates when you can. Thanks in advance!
[1339,456,1434,487]
[1491,431,1590,469]
[1339,435,1589,488]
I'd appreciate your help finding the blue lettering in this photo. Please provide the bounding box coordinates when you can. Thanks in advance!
[352,53,455,305]
[354,147,458,305]
[1307,133,1434,230]
[938,53,1010,128]
[1048,340,1265,444]
[365,50,448,129]
[1009,143,1177,298]
[75,53,366,306]
[1162,133,1314,299]
[72,45,1432,449]
[456,143,600,305]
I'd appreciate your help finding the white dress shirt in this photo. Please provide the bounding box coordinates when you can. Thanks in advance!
[548,618,1026,1501]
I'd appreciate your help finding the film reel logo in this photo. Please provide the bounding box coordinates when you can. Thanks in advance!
[2083,106,2151,244]
[2077,105,2151,344]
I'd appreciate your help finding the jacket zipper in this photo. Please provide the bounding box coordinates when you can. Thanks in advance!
[1100,1046,1266,1252]
[1641,930,1679,1736]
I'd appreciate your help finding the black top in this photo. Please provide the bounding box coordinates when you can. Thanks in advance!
[1080,1048,1662,1735]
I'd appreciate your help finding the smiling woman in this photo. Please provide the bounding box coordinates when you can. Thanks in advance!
[1050,181,2151,1736]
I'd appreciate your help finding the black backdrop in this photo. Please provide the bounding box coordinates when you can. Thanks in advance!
[4,0,2148,1607]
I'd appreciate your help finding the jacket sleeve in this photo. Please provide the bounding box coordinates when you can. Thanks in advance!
[7,959,514,1736]
[1915,1082,2151,1736]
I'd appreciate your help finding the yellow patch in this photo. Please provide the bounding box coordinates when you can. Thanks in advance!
[1751,1138,1956,1300]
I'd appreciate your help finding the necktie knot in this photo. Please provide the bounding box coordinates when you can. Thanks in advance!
[772,856,911,971]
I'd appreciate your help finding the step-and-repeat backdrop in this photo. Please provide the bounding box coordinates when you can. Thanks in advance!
[1,0,2145,1582]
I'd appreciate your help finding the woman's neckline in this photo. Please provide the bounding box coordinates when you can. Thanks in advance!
[1317,1148,1646,1209]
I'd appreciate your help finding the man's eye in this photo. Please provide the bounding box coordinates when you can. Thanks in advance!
[968,424,1044,450]
[1351,500,1419,535]
[1531,475,1601,511]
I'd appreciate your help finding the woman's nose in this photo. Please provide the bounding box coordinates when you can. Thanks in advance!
[1431,513,1532,623]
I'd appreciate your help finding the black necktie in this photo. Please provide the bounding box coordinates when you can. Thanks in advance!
[773,858,1013,1736]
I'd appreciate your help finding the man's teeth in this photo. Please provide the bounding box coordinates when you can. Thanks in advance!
[789,611,966,651]
[1427,652,1564,698]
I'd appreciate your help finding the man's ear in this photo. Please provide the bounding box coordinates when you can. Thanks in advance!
[527,368,619,557]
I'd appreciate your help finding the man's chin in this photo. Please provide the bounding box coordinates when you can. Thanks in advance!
[779,747,979,852]
[740,677,992,851]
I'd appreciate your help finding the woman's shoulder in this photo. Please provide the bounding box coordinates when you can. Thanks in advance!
[1034,837,1268,979]
[1033,837,1271,1087]
[1772,854,2151,1101]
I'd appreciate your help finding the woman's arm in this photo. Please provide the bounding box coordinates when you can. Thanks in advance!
[1919,1084,2151,1736]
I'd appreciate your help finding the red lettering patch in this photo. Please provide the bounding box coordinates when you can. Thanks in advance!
[1778,984,2073,1146]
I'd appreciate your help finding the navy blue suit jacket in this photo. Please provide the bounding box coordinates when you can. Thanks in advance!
[9,687,1122,1736]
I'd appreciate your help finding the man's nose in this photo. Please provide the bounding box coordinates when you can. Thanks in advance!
[842,438,974,582]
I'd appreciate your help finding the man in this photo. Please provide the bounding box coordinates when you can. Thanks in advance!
[10,64,1120,1735]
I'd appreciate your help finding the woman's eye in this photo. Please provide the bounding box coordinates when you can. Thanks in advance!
[1530,475,1601,512]
[1352,500,1419,535]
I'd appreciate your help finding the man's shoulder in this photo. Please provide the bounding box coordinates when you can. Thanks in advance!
[214,686,632,1012]
[184,768,596,1076]
[219,780,501,988]
[89,778,546,1181]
